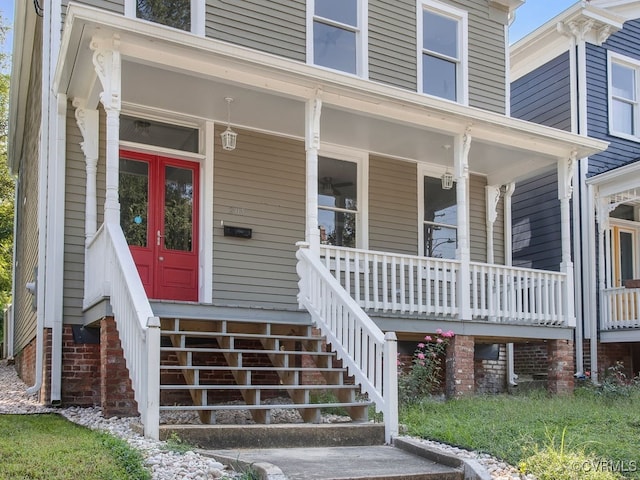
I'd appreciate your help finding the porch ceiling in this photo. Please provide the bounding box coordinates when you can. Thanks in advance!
[56,4,608,185]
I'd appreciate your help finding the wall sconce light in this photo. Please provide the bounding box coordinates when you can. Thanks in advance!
[441,170,454,190]
[220,97,238,151]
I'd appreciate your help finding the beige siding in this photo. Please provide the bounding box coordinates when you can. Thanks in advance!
[469,174,487,263]
[61,0,124,25]
[494,191,505,265]
[369,0,417,91]
[205,0,306,62]
[369,156,418,254]
[13,21,43,352]
[212,128,306,308]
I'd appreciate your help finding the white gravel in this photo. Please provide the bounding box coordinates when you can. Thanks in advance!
[0,359,531,479]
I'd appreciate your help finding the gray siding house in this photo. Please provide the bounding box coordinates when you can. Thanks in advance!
[7,0,606,441]
[511,0,640,384]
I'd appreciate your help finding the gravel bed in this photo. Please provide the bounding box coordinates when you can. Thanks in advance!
[0,359,531,479]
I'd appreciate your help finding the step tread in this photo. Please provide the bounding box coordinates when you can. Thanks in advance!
[160,384,358,390]
[159,401,372,411]
[160,365,345,372]
[162,330,322,342]
[160,347,334,355]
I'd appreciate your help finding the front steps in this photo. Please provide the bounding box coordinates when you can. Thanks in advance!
[159,318,374,428]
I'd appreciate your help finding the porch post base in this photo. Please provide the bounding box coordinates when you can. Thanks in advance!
[445,335,475,399]
[547,339,575,395]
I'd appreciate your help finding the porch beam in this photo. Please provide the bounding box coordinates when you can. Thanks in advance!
[91,35,122,225]
[455,129,472,320]
[558,152,577,328]
[305,94,322,254]
[73,98,99,242]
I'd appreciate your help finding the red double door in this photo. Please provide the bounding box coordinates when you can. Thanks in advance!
[119,150,199,301]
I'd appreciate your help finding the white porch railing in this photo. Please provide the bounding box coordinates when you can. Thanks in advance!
[321,245,570,326]
[297,243,398,443]
[85,223,160,439]
[601,287,640,330]
[320,246,459,317]
[470,263,567,325]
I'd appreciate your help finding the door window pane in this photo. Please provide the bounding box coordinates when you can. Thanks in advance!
[136,0,191,31]
[620,231,634,283]
[164,166,194,252]
[120,159,149,248]
[318,157,357,247]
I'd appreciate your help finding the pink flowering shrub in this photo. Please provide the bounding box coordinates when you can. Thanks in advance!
[398,329,454,405]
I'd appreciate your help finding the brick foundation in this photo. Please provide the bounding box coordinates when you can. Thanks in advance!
[547,339,574,395]
[445,335,474,398]
[100,317,138,417]
[583,340,639,379]
[61,326,101,407]
[475,344,507,394]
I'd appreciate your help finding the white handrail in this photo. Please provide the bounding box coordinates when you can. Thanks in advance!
[84,223,160,439]
[601,287,640,330]
[296,243,398,444]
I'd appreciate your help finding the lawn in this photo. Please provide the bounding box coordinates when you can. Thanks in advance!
[400,388,640,479]
[0,414,151,480]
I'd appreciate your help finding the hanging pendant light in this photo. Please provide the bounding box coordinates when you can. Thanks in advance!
[220,97,238,151]
[441,169,454,190]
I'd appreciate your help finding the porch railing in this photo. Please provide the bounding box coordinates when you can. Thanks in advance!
[601,287,640,330]
[85,223,161,439]
[321,245,569,326]
[297,243,398,443]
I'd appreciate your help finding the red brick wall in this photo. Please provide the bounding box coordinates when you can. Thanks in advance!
[475,344,507,394]
[14,334,38,393]
[445,335,474,398]
[100,317,138,417]
[583,340,638,379]
[61,326,101,407]
[514,342,548,377]
[547,339,574,395]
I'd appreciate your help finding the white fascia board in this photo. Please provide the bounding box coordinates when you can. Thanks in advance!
[586,161,640,196]
[7,0,37,174]
[57,3,608,162]
[488,0,525,14]
[510,4,625,81]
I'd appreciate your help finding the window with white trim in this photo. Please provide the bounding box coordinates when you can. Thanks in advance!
[308,0,365,76]
[609,52,640,138]
[417,0,467,103]
[318,156,359,247]
[128,0,204,34]
[422,175,457,259]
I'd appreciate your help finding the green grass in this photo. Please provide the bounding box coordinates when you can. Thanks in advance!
[0,414,151,480]
[400,389,640,478]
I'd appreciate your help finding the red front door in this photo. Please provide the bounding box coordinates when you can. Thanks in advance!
[119,150,199,301]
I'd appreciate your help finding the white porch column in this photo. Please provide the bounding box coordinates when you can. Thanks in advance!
[593,192,611,384]
[558,152,577,327]
[503,183,518,386]
[485,185,501,264]
[91,36,122,225]
[455,129,472,320]
[73,99,100,242]
[305,95,322,254]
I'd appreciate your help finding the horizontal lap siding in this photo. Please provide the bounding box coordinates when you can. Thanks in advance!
[587,22,640,177]
[512,170,561,272]
[469,174,488,263]
[205,0,306,62]
[369,0,417,91]
[369,157,418,254]
[213,129,305,308]
[13,23,42,352]
[511,52,572,131]
[450,0,506,114]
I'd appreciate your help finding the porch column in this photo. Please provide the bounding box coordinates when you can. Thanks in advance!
[91,35,122,225]
[455,129,472,320]
[503,183,518,386]
[445,334,475,398]
[558,153,577,327]
[592,192,611,384]
[305,95,322,254]
[73,99,100,242]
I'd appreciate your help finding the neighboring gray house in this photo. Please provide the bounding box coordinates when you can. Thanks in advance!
[7,0,605,441]
[511,0,640,383]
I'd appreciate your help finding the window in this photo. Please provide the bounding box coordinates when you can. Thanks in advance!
[127,0,204,34]
[318,156,359,247]
[120,116,199,153]
[308,0,365,76]
[418,1,467,103]
[422,175,457,259]
[609,52,640,139]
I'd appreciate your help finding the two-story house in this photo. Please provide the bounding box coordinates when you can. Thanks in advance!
[511,0,640,385]
[7,0,606,442]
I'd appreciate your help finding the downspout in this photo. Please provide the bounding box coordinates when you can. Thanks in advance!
[27,0,53,397]
[503,183,517,386]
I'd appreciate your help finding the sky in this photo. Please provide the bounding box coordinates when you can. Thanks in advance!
[0,0,580,73]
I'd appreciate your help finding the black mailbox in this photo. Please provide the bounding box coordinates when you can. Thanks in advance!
[224,225,252,238]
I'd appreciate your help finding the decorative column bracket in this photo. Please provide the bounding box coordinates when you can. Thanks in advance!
[485,185,501,265]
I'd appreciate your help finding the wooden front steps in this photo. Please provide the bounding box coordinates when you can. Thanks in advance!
[159,318,373,425]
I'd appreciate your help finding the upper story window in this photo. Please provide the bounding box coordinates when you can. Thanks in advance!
[418,0,467,104]
[128,0,204,34]
[609,52,640,139]
[308,0,366,76]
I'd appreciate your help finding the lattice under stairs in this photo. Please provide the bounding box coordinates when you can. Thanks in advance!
[159,318,373,425]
